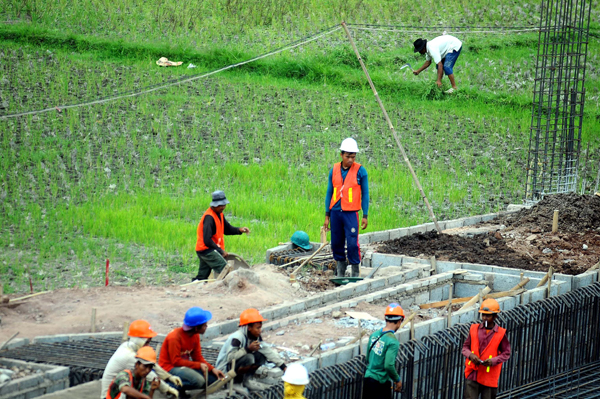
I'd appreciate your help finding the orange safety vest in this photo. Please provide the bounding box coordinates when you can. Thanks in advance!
[464,323,506,388]
[106,370,146,399]
[329,162,362,212]
[195,208,225,252]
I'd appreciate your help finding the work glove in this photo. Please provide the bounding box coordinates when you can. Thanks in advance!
[167,386,180,398]
[168,375,183,387]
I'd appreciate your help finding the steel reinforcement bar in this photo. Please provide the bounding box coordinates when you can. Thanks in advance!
[227,282,600,398]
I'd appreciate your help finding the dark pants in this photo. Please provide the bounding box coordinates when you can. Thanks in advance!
[363,377,392,399]
[194,250,227,281]
[168,367,218,393]
[464,379,497,399]
[330,210,361,265]
[231,352,267,383]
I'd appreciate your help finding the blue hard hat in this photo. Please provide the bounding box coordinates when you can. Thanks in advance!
[184,307,213,327]
[291,231,312,250]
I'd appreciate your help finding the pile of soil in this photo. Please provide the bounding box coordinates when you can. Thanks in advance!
[503,193,600,233]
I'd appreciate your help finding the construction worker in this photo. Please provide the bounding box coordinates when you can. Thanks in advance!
[291,231,312,251]
[462,298,511,399]
[413,35,463,93]
[215,308,287,392]
[282,363,310,399]
[101,320,182,399]
[106,346,161,399]
[324,138,369,278]
[363,303,404,399]
[158,307,226,399]
[194,190,250,282]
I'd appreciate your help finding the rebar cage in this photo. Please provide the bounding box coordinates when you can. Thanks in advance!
[524,0,592,203]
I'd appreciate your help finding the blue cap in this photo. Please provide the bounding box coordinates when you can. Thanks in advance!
[183,307,212,327]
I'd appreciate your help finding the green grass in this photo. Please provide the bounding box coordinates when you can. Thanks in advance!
[1,0,599,293]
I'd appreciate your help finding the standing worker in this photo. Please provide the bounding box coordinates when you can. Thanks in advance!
[462,298,511,399]
[159,307,226,399]
[412,34,463,94]
[194,190,250,282]
[215,308,287,392]
[363,303,404,398]
[105,347,161,399]
[101,320,182,399]
[324,138,369,278]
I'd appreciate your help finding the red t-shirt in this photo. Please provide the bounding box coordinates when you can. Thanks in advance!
[158,327,214,372]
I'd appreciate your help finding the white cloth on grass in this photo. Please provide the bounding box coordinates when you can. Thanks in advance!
[425,35,463,65]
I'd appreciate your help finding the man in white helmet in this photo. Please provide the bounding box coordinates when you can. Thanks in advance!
[101,320,182,399]
[324,138,369,277]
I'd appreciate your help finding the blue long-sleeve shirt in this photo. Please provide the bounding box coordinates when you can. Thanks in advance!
[325,164,369,217]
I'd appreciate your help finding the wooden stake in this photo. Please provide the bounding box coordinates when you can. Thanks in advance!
[410,318,415,340]
[430,256,437,275]
[204,368,209,399]
[91,308,97,333]
[320,226,327,243]
[447,283,453,327]
[547,268,554,298]
[510,278,530,291]
[0,332,20,351]
[552,209,559,233]
[290,242,328,280]
[536,267,554,287]
[217,264,233,280]
[357,319,362,356]
[340,22,442,233]
[228,358,235,396]
[309,340,323,357]
[122,322,129,341]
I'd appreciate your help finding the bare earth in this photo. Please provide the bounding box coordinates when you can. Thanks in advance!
[0,264,306,342]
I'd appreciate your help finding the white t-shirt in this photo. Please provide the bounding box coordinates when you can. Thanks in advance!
[425,35,463,64]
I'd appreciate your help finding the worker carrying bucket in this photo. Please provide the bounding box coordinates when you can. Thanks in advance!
[324,138,369,278]
[462,298,511,399]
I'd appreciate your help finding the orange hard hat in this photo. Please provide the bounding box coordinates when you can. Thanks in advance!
[479,298,501,314]
[239,308,268,326]
[128,320,158,338]
[385,303,405,320]
[135,346,157,365]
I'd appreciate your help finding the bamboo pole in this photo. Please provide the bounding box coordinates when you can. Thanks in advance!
[458,286,491,311]
[552,210,559,233]
[228,358,235,396]
[341,22,442,233]
[10,291,50,302]
[290,242,328,281]
[122,322,129,341]
[536,267,554,287]
[0,332,20,351]
[400,312,416,329]
[510,277,530,291]
[430,256,437,275]
[447,283,453,327]
[421,289,526,309]
[547,268,554,298]
[410,318,415,340]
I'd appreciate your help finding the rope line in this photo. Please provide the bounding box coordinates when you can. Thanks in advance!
[0,25,342,120]
[349,26,541,34]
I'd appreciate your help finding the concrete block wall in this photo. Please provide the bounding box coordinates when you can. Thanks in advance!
[0,358,69,399]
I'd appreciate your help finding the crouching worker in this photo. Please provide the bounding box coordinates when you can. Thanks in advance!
[215,308,287,392]
[101,320,182,399]
[282,363,310,399]
[363,303,404,399]
[159,307,226,399]
[106,347,160,399]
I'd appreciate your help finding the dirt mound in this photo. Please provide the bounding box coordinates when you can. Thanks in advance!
[378,229,599,275]
[504,193,600,233]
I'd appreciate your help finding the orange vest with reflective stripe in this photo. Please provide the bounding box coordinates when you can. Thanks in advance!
[464,323,506,388]
[195,208,225,252]
[329,162,362,211]
[106,370,145,399]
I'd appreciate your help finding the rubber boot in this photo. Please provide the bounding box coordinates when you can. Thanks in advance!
[351,264,360,277]
[336,261,348,277]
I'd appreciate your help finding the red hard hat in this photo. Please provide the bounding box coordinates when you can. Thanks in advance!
[128,320,158,338]
[239,308,267,326]
[479,298,501,314]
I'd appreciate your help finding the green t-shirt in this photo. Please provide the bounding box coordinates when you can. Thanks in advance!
[108,370,151,398]
[365,329,400,384]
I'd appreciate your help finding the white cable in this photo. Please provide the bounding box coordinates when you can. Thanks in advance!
[0,26,341,120]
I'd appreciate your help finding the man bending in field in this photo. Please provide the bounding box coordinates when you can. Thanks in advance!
[412,35,463,94]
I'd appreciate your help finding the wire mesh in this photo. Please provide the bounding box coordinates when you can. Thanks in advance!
[524,0,592,202]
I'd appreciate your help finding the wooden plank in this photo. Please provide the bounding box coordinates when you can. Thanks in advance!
[421,288,526,310]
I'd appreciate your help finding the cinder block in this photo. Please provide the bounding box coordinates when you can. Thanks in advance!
[335,346,354,363]
[300,357,319,373]
[388,273,404,285]
[429,286,444,302]
[358,234,372,245]
[481,213,498,222]
[2,338,29,350]
[46,367,70,382]
[462,215,483,226]
[443,219,465,230]
[499,296,516,311]
[573,273,594,290]
[415,292,429,306]
[369,278,387,291]
[219,320,239,335]
[397,328,410,344]
[270,305,289,319]
[305,296,323,309]
[437,261,460,273]
[390,228,409,240]
[319,352,337,368]
[404,268,420,281]
[463,273,484,282]
[408,224,428,235]
[18,375,44,390]
[490,273,521,292]
[462,263,493,273]
[414,323,430,341]
[459,310,476,324]
[429,318,447,335]
[371,230,391,243]
[203,325,221,339]
[530,288,545,302]
[454,282,487,298]
[400,297,414,309]
[290,301,306,314]
[33,334,70,344]
[372,253,403,268]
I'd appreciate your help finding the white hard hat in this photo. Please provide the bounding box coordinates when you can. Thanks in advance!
[340,137,359,153]
[282,363,309,385]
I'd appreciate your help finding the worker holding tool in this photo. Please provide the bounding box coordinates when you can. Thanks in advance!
[324,138,369,278]
[159,307,226,399]
[412,34,463,94]
[194,190,250,282]
[462,298,511,399]
[363,303,404,398]
[101,320,182,399]
[215,308,286,392]
[282,363,310,399]
[105,346,160,399]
